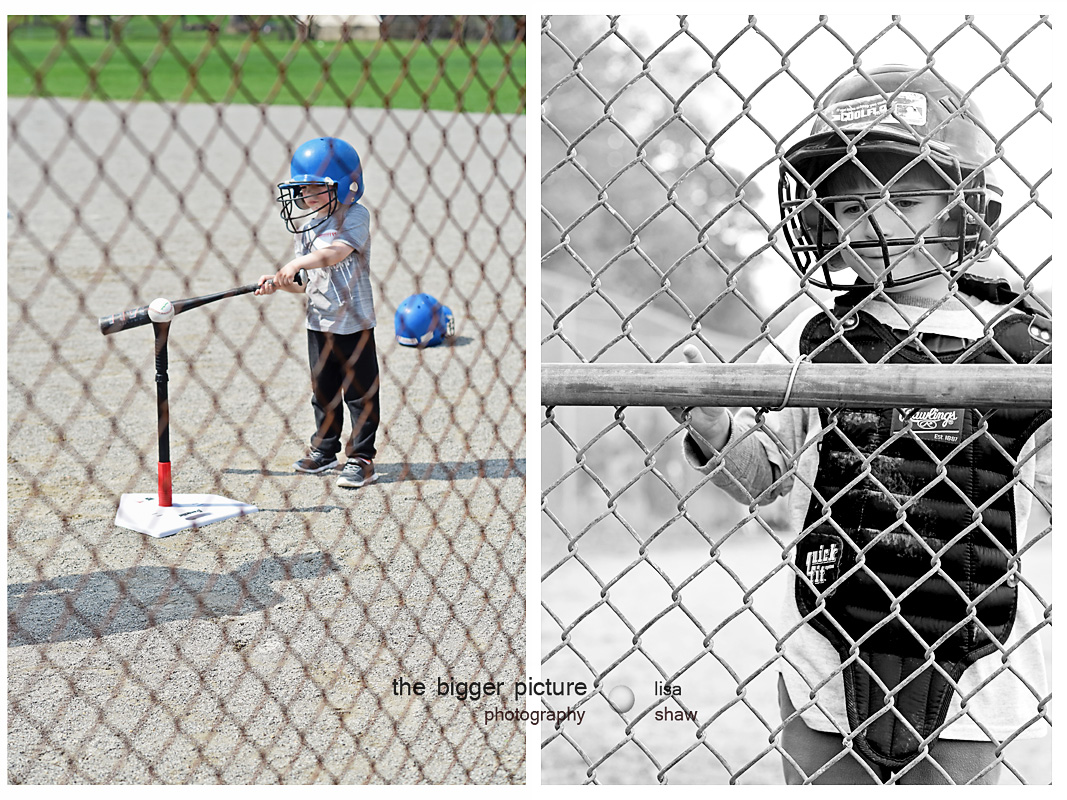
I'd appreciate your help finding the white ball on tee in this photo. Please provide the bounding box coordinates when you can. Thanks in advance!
[148,297,175,323]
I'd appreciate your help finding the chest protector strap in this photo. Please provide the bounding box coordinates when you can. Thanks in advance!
[795,288,1050,769]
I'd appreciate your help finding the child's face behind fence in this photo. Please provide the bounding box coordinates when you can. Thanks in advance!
[297,183,333,212]
[829,174,955,293]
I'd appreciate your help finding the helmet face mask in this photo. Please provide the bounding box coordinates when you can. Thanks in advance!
[277,137,363,234]
[779,65,1001,291]
[277,182,338,233]
[783,180,990,289]
[293,183,334,211]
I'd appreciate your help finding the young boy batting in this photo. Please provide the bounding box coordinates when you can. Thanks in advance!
[257,136,381,489]
[669,65,1051,784]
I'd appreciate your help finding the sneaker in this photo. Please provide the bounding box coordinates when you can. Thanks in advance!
[337,458,377,488]
[294,449,339,474]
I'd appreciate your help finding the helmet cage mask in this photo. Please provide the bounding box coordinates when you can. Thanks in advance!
[276,181,339,233]
[778,66,1001,291]
[780,152,994,290]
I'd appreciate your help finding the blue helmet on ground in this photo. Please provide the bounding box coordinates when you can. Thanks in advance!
[277,137,364,233]
[395,294,455,347]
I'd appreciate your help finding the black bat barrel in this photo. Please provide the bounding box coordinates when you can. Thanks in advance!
[98,271,304,335]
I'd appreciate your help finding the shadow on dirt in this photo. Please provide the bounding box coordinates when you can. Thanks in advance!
[8,550,341,646]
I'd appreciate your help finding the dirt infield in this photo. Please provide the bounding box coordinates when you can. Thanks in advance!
[7,97,526,783]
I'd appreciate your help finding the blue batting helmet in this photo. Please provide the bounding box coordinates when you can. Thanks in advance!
[395,294,455,347]
[277,137,364,233]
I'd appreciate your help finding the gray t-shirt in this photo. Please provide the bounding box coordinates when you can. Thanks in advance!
[295,202,375,334]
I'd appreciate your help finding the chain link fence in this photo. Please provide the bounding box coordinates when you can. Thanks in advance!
[541,14,1051,784]
[8,14,526,784]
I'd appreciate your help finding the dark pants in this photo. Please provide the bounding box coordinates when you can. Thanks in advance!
[777,675,1002,785]
[307,328,379,461]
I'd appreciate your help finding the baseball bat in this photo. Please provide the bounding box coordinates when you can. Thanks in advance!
[98,270,305,336]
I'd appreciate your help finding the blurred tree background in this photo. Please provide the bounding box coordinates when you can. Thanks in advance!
[540,16,789,557]
[541,16,768,339]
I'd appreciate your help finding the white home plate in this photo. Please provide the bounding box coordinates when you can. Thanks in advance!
[115,494,258,537]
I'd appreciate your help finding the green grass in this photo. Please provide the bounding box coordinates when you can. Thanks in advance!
[7,17,526,114]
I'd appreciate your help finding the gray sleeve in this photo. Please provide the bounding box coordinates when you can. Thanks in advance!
[335,203,370,251]
[680,315,817,506]
[1031,419,1052,500]
[683,407,804,506]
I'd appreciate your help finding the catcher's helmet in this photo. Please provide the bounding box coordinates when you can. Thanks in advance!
[779,65,1002,290]
[277,137,364,233]
[395,294,455,347]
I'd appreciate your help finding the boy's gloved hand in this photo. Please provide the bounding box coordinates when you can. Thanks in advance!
[665,345,731,459]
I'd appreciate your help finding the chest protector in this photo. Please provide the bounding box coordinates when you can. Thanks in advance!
[795,280,1051,769]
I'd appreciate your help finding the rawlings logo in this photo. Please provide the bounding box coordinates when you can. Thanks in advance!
[892,407,966,443]
[904,408,960,430]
